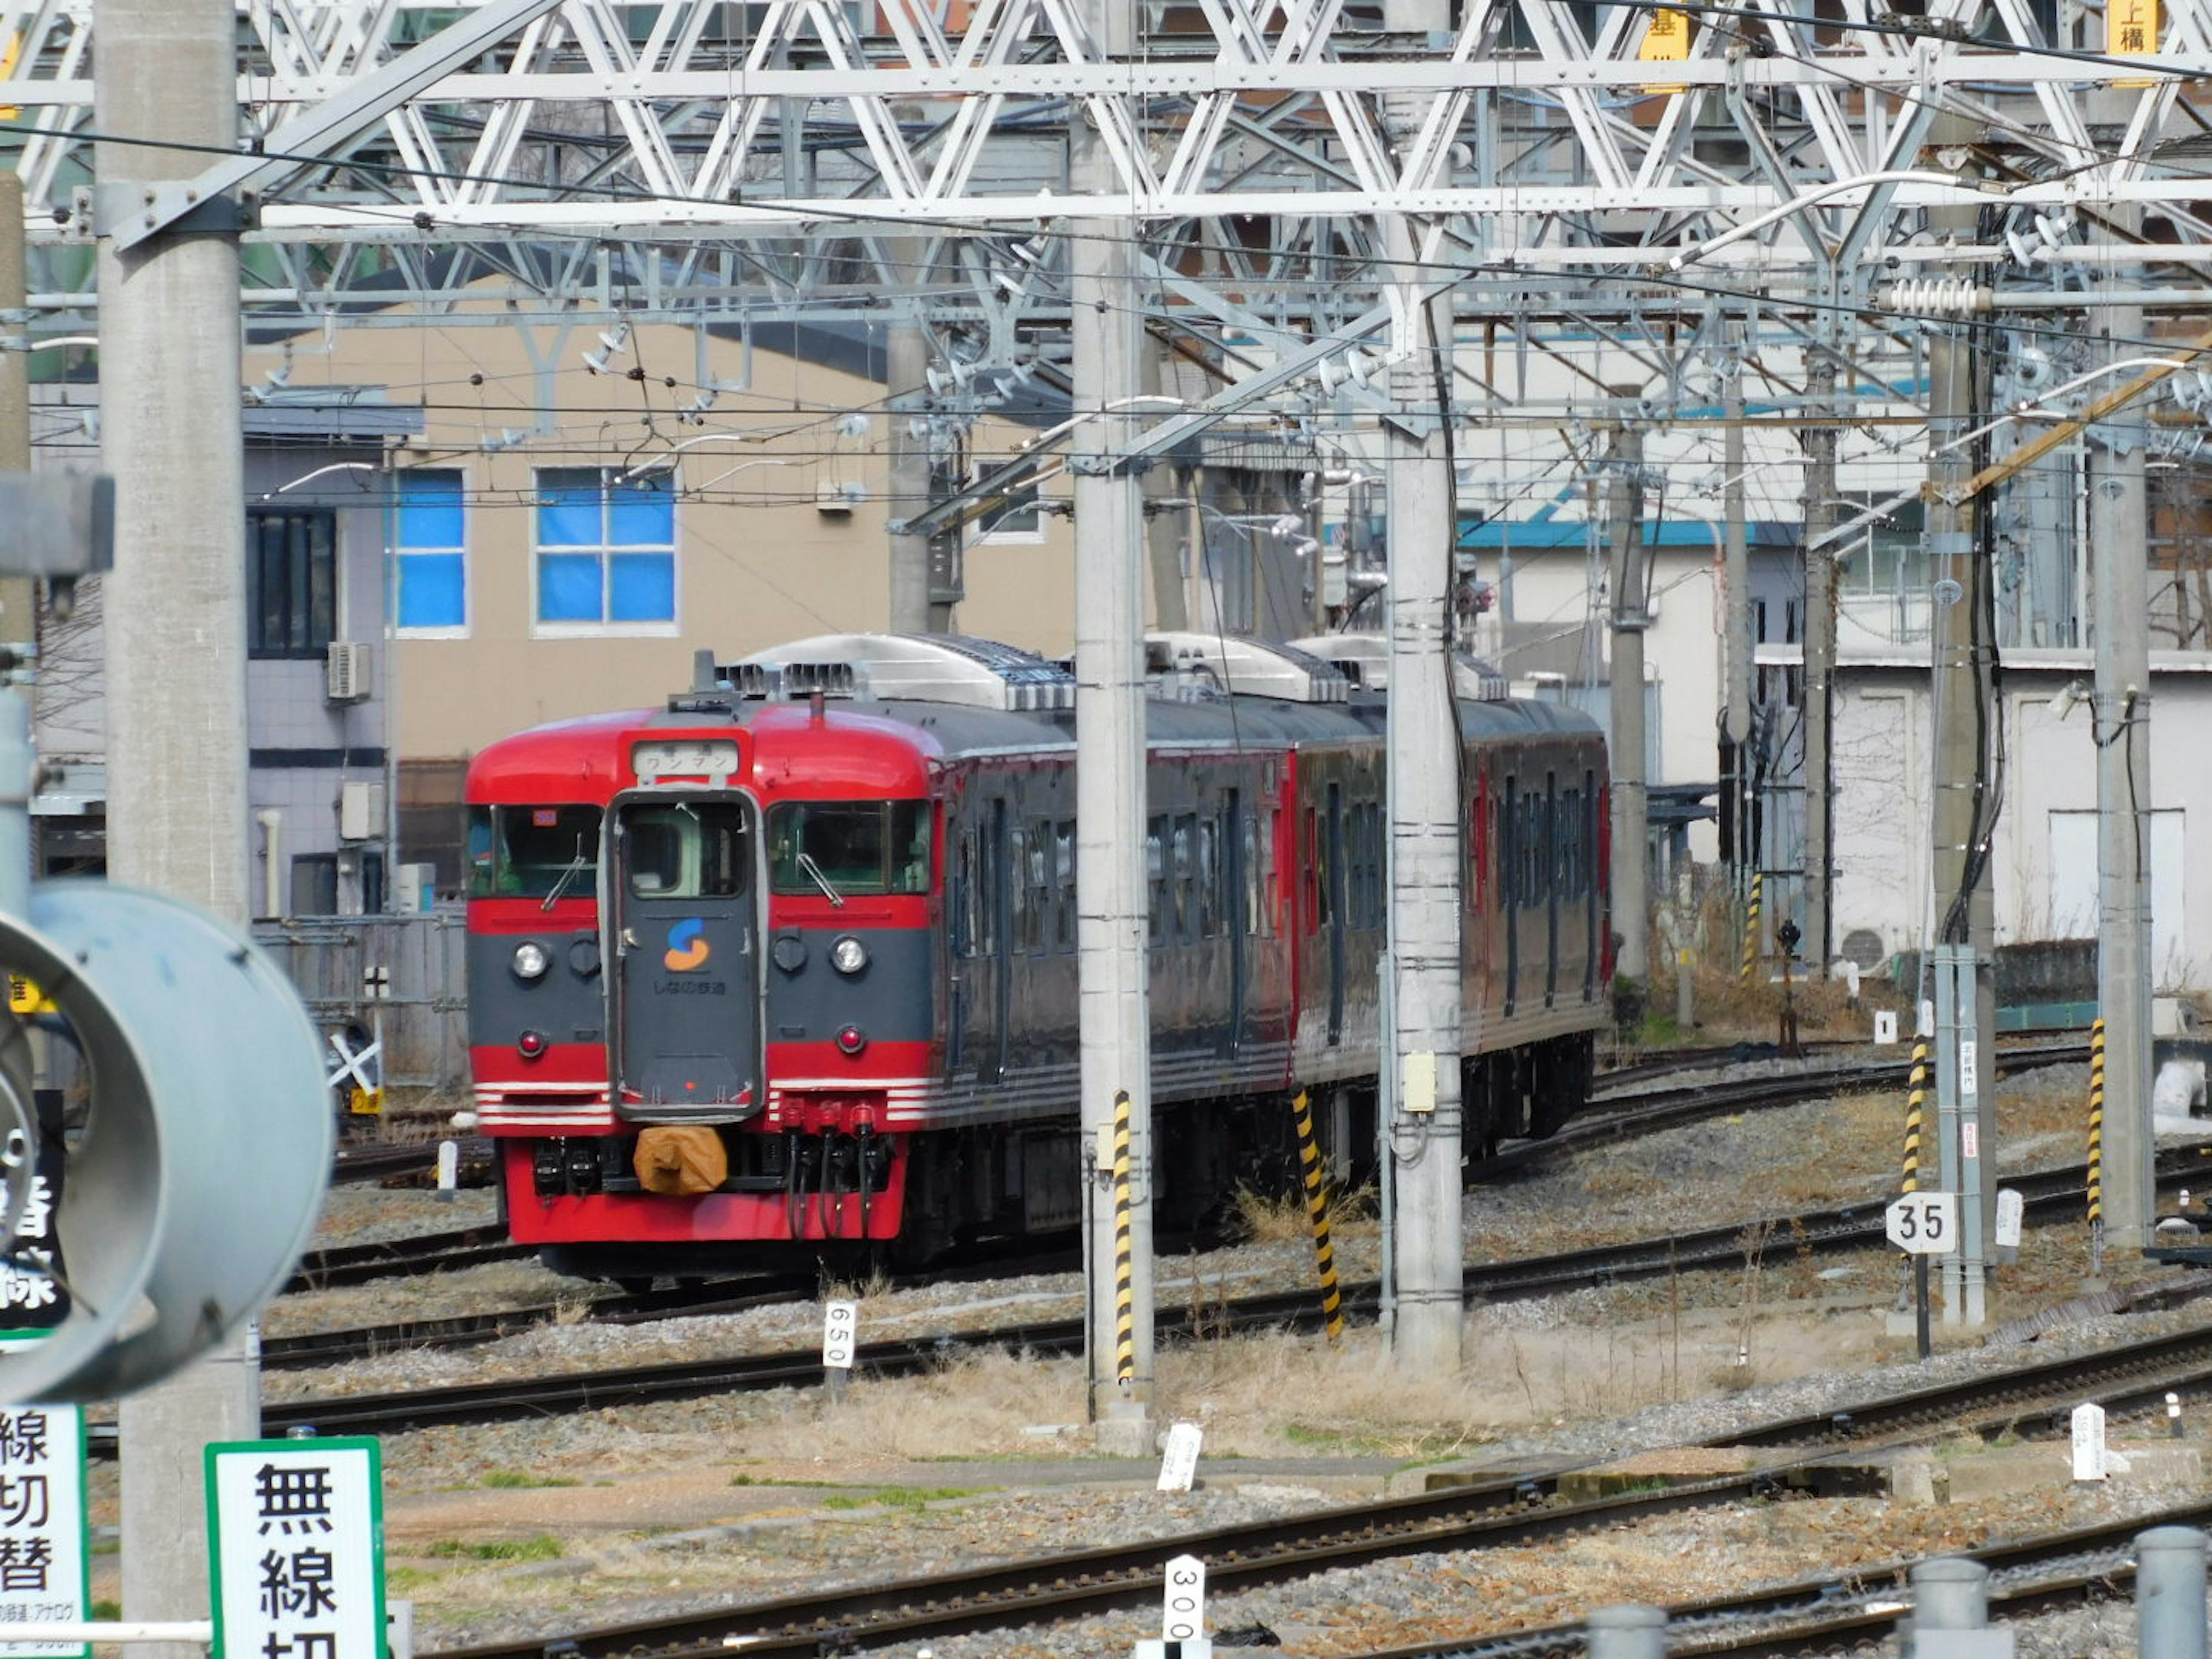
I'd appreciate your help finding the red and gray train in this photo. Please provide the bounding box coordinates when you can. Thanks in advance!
[464,631,1611,1281]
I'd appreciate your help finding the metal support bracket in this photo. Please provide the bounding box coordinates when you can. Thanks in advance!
[97,0,563,252]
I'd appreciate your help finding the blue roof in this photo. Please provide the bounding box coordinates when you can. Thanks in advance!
[1457,516,1799,551]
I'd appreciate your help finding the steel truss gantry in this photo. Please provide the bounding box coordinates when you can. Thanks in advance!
[4,0,2212,384]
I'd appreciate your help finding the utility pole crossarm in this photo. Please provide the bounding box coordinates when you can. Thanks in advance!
[96,0,564,251]
[1938,322,2212,502]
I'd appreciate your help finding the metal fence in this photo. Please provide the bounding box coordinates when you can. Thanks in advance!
[251,908,468,1094]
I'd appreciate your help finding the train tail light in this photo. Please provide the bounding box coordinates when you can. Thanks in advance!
[518,1029,549,1059]
[835,1024,868,1056]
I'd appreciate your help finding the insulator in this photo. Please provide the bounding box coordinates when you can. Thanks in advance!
[1879,276,1994,317]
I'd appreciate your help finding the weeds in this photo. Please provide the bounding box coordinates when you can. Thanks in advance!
[423,1536,563,1563]
[819,1487,987,1512]
[480,1470,578,1490]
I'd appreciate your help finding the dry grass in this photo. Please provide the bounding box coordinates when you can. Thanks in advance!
[1228,1181,1378,1246]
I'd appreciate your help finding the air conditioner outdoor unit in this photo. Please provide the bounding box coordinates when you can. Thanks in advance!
[325,641,372,703]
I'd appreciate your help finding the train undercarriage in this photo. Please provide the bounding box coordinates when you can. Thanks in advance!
[513,1032,1596,1285]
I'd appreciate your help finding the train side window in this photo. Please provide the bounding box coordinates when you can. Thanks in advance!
[1025,819,1052,952]
[1146,816,1166,946]
[1009,823,1029,952]
[1196,813,1221,938]
[1556,787,1581,896]
[1055,819,1077,951]
[952,828,976,958]
[1500,778,1518,907]
[1172,813,1196,944]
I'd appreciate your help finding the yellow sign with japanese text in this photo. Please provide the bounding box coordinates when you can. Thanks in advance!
[2109,0,2159,84]
[1638,9,1691,93]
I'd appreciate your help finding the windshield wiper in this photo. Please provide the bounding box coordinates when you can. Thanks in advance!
[540,850,590,912]
[796,852,846,908]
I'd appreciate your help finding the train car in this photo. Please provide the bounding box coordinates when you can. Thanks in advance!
[464,631,1610,1281]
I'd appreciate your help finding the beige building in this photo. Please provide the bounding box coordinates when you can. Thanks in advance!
[246,313,1092,892]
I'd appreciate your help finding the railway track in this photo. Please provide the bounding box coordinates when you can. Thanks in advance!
[416,1312,2212,1659]
[251,1136,2212,1429]
[298,1041,2089,1293]
[1354,1497,2200,1658]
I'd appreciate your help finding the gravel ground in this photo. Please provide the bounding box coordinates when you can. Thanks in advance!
[131,1050,2212,1658]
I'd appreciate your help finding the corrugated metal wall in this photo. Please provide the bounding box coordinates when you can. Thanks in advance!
[252,909,468,1093]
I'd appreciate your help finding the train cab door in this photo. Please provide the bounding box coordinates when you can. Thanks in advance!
[1501,772,1520,1017]
[608,794,762,1116]
[1224,789,1247,1058]
[1325,781,1346,1046]
[983,796,1012,1082]
[1543,770,1560,1008]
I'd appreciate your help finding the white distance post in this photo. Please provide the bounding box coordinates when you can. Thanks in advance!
[821,1299,858,1403]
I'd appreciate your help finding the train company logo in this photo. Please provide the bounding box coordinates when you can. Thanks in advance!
[664,919,711,972]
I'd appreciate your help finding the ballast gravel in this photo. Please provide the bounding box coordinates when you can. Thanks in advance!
[200,1052,2212,1659]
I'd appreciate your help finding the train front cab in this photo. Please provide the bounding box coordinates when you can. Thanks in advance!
[507,769,937,1276]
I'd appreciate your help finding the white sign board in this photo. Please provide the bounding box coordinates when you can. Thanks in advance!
[1960,1040,1979,1100]
[1157,1423,1203,1494]
[207,1438,385,1659]
[1162,1554,1206,1643]
[821,1300,859,1370]
[1885,1192,1959,1255]
[2071,1403,2108,1482]
[0,1407,87,1658]
[1994,1188,2024,1249]
[1873,1010,1898,1046]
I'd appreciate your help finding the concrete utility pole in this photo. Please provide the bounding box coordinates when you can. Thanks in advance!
[1925,317,1996,1322]
[1605,421,1649,1007]
[2090,264,2153,1251]
[94,0,259,1648]
[1800,350,1838,974]
[1,169,33,638]
[1071,0,1155,1450]
[1380,294,1465,1372]
[1379,0,1465,1377]
[887,317,940,635]
[1719,340,1752,883]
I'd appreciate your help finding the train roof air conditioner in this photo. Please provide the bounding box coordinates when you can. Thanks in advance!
[1285,632,1510,701]
[723,634,1076,714]
[1143,632,1349,704]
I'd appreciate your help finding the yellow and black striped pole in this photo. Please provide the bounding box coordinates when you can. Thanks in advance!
[1740,872,1762,982]
[1291,1090,1345,1342]
[1902,1039,1928,1194]
[2088,1017,2107,1275]
[1112,1090,1135,1391]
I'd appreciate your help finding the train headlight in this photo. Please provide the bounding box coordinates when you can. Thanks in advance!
[830,936,869,975]
[512,941,551,981]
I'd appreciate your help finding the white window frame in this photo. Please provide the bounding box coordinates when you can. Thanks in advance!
[391,467,470,640]
[530,466,681,640]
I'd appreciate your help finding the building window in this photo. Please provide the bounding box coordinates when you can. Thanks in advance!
[248,509,336,659]
[393,468,467,633]
[534,467,676,631]
[974,476,1042,543]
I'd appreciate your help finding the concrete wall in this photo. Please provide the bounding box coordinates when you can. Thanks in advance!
[1827,658,2212,992]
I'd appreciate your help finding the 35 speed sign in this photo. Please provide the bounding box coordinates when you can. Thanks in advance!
[1885,1192,1959,1255]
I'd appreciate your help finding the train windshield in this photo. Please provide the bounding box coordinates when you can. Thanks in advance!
[467,805,601,900]
[767,801,931,896]
[624,801,749,899]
